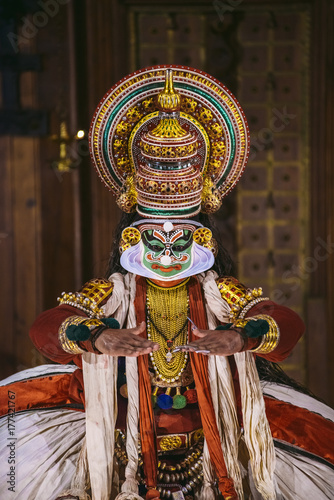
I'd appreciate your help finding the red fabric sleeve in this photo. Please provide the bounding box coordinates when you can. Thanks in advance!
[245,300,305,362]
[29,304,88,366]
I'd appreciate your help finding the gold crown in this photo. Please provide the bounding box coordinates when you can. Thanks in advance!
[135,71,203,218]
[89,65,250,218]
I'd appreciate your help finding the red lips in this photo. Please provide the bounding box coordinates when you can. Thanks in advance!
[151,264,182,272]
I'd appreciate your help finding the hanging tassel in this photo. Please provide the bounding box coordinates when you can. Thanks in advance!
[114,493,145,500]
[121,478,139,494]
[199,440,216,500]
[173,386,187,409]
[199,483,216,500]
[55,488,91,500]
[157,387,173,409]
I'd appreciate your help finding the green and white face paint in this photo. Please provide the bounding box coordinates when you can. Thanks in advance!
[120,220,215,281]
[142,226,193,278]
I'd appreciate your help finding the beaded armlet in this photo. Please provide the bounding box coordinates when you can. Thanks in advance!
[216,276,268,321]
[216,277,279,354]
[57,278,114,353]
[57,278,113,318]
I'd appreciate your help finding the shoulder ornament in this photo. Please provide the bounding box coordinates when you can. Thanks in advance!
[215,277,280,354]
[57,278,113,319]
[215,276,268,321]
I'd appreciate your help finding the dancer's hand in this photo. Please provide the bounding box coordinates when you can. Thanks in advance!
[94,321,159,357]
[177,326,244,356]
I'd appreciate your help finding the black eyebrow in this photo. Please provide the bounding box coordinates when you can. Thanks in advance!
[172,234,193,251]
[141,231,163,245]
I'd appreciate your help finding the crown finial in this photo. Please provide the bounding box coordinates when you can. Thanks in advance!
[157,69,181,112]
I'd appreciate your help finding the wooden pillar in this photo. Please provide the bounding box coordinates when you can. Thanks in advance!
[307,0,334,405]
[0,4,79,378]
[0,136,43,375]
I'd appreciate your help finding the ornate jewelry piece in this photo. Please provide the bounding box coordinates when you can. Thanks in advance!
[215,277,280,353]
[58,316,102,354]
[249,314,280,354]
[193,228,212,245]
[119,226,141,254]
[89,66,250,219]
[122,226,141,244]
[149,315,188,363]
[238,297,270,319]
[57,291,104,318]
[57,278,113,318]
[146,279,189,384]
[193,227,218,257]
[216,276,269,321]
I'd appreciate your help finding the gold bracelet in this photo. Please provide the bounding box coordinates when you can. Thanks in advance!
[249,315,280,354]
[232,318,248,329]
[58,316,103,354]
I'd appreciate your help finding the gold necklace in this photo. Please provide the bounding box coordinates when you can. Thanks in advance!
[146,279,189,384]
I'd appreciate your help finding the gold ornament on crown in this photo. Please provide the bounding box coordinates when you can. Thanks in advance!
[150,118,188,139]
[201,177,222,214]
[147,279,189,384]
[193,228,212,245]
[122,227,141,245]
[156,68,181,112]
[90,66,250,214]
[116,176,137,213]
[119,227,141,254]
[193,227,218,256]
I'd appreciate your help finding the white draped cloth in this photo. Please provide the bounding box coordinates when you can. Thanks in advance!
[1,364,334,499]
[1,272,334,499]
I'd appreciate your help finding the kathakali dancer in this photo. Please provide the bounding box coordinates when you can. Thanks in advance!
[0,66,333,500]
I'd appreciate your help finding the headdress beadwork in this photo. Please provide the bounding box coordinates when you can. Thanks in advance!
[89,65,250,218]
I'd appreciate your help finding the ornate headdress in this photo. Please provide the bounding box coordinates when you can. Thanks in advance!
[89,65,250,219]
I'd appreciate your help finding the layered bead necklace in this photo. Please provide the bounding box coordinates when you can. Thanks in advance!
[146,278,189,384]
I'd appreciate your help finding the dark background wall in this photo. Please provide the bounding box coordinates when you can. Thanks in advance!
[0,0,333,405]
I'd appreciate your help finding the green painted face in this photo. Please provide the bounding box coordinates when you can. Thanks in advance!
[120,221,215,281]
[141,227,193,279]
